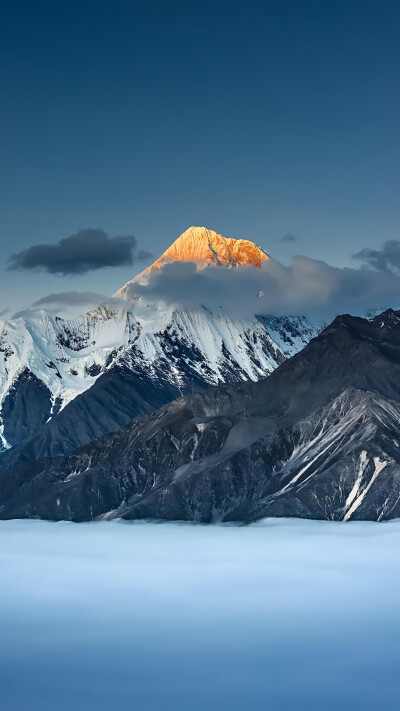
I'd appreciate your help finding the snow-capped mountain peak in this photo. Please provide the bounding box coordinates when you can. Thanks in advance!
[0,227,317,453]
[157,225,270,267]
[117,226,270,293]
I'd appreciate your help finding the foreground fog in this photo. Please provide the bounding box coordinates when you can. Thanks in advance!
[1,519,400,710]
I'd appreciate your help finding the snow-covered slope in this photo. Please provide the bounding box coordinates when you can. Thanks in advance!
[3,310,400,522]
[0,227,318,452]
[0,305,135,447]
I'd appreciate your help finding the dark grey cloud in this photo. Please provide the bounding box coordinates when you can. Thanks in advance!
[127,255,400,322]
[32,291,107,308]
[280,233,296,242]
[8,228,153,276]
[352,240,400,275]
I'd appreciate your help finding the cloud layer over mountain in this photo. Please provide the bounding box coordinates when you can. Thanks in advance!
[128,253,400,320]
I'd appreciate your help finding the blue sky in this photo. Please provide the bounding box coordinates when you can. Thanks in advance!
[1,0,400,314]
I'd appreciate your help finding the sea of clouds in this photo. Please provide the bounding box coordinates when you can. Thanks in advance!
[1,519,400,710]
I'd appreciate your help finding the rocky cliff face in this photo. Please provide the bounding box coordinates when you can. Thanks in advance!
[2,309,400,523]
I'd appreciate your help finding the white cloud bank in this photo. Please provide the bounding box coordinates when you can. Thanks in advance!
[0,519,400,711]
[127,255,400,321]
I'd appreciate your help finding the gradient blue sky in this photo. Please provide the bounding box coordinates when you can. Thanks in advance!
[1,0,400,313]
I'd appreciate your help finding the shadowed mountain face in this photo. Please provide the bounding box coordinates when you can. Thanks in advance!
[2,309,400,523]
[0,312,315,462]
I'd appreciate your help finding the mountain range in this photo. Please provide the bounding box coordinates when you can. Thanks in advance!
[0,227,317,454]
[1,226,399,523]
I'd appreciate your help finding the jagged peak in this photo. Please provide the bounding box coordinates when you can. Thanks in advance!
[155,226,270,268]
[117,226,270,295]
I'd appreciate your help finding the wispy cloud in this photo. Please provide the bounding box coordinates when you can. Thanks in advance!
[11,307,62,320]
[279,233,296,243]
[32,291,107,308]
